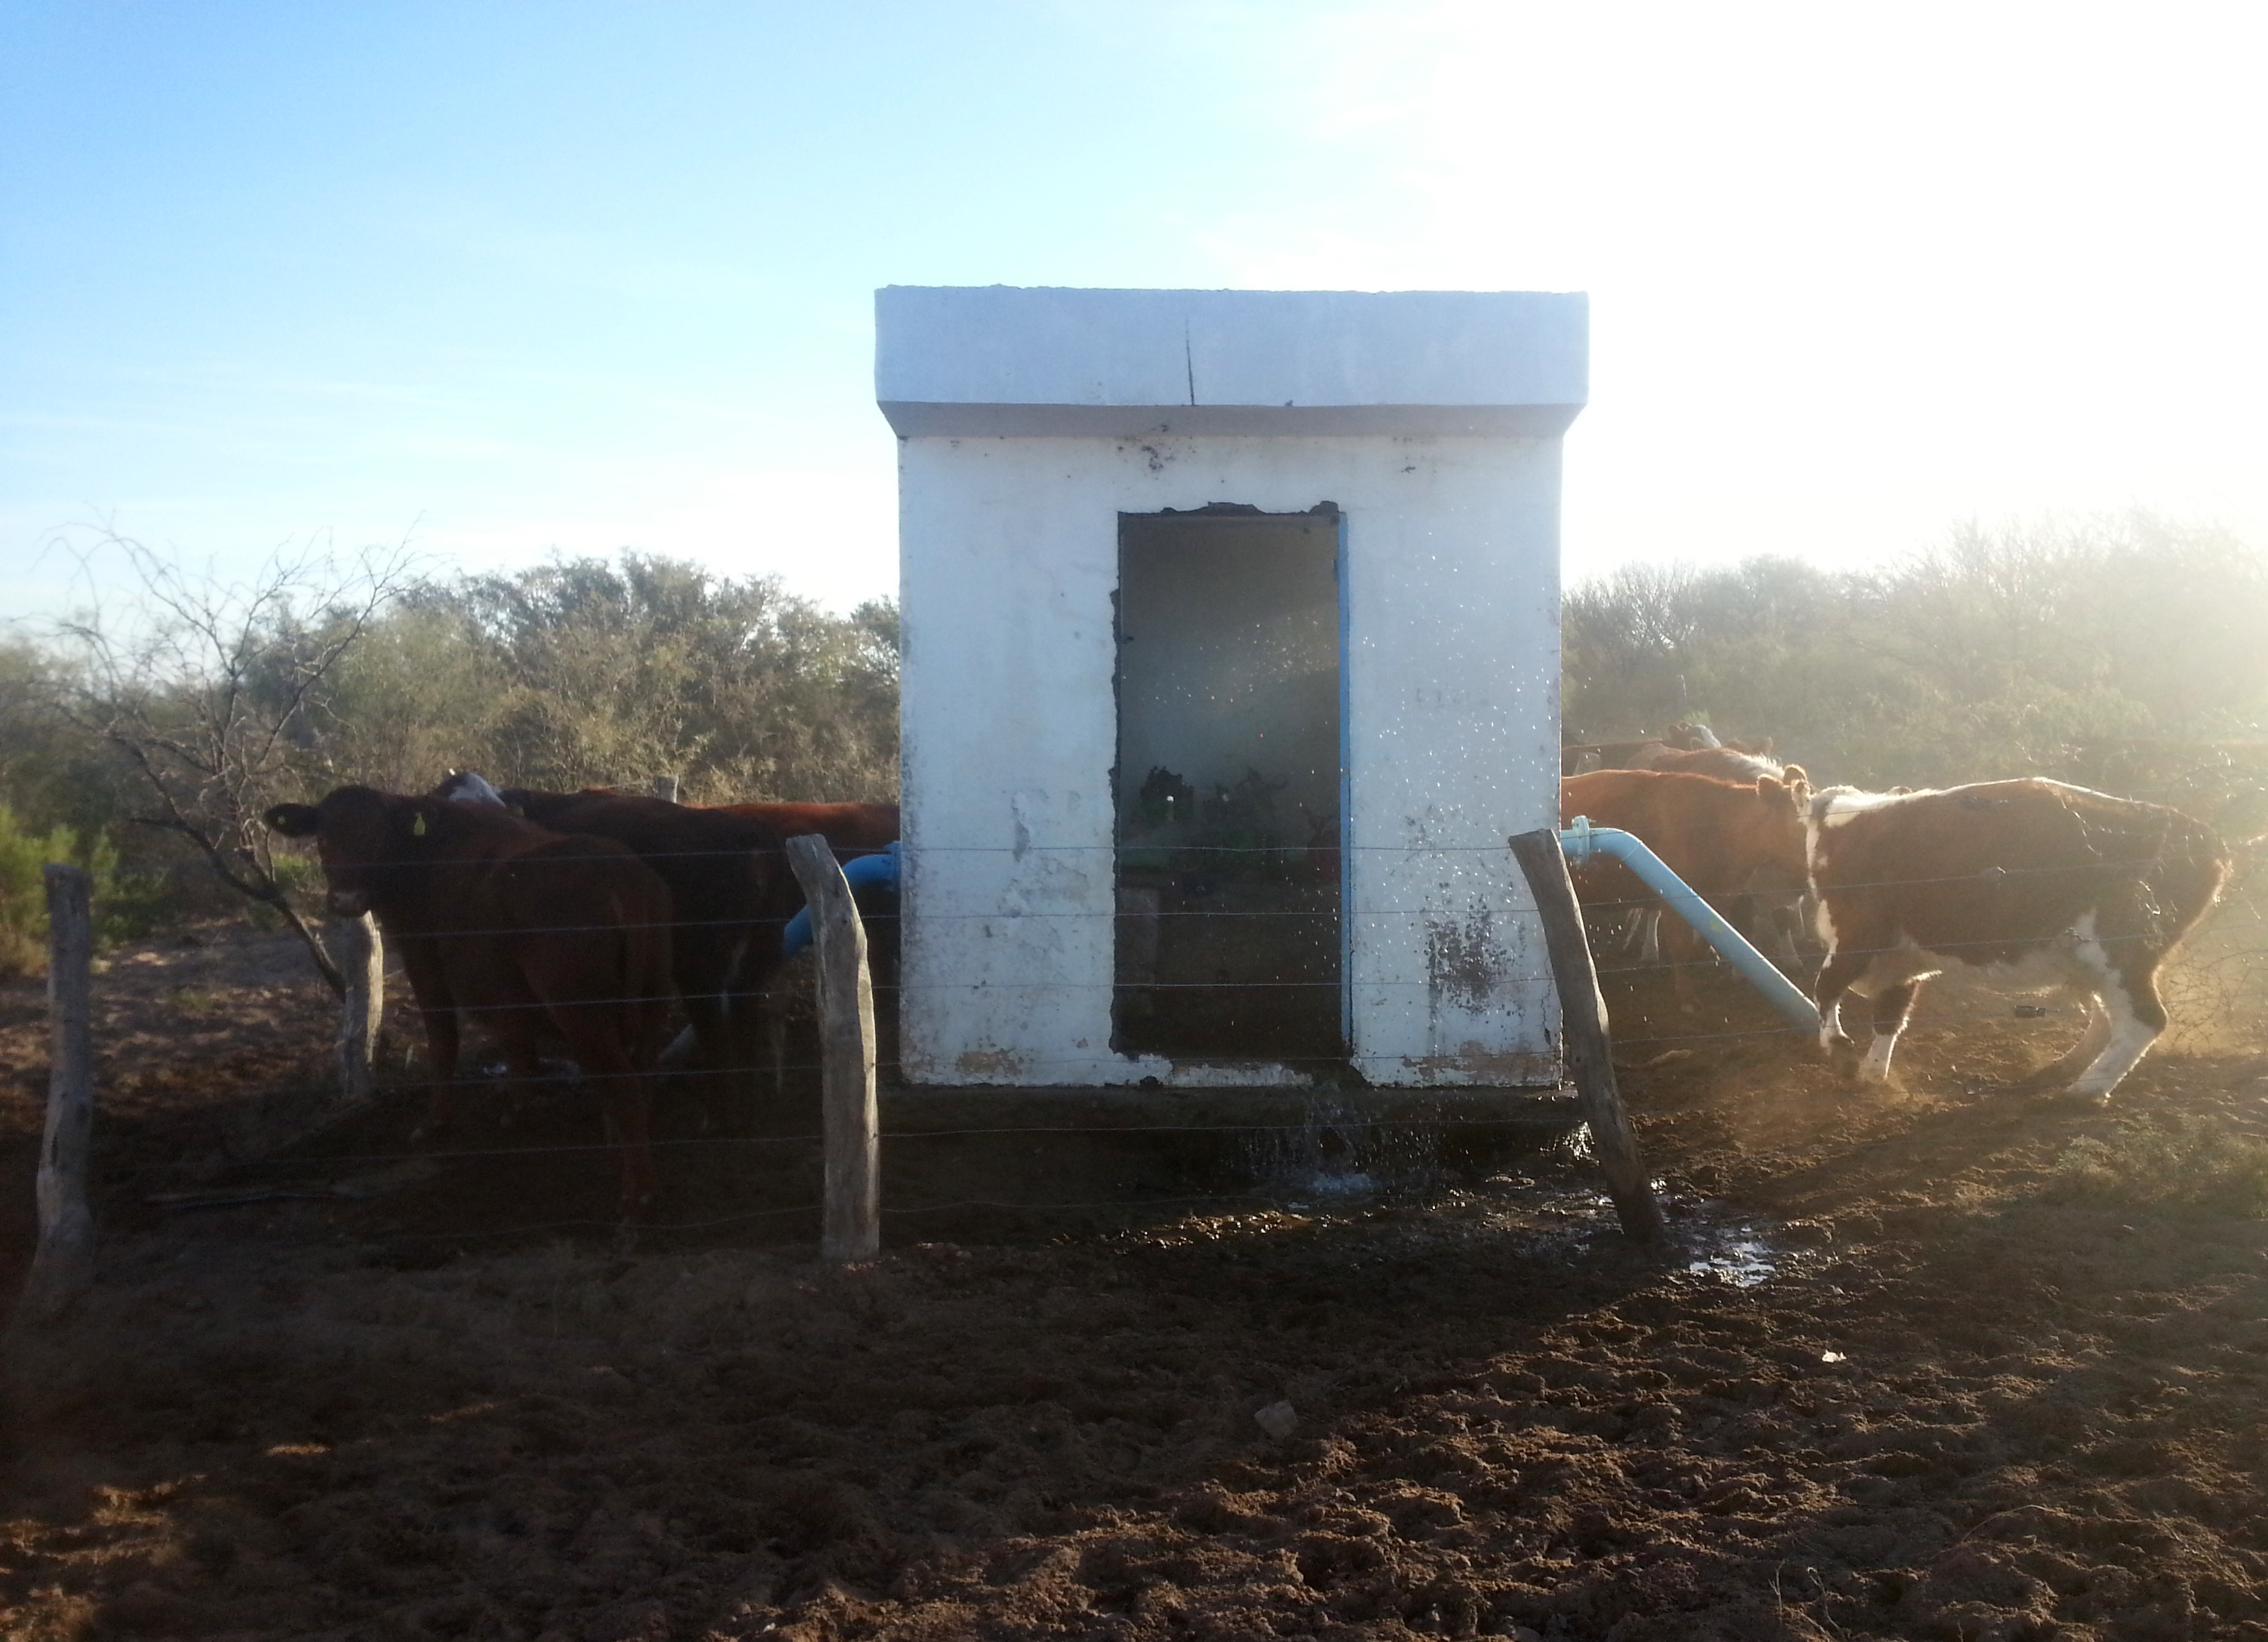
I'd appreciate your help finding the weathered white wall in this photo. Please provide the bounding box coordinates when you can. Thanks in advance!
[898,434,1564,1087]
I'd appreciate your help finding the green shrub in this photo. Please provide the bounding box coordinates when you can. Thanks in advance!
[0,803,115,979]
[2045,1116,2268,1218]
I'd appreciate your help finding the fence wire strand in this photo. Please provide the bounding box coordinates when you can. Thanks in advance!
[27,823,2263,1248]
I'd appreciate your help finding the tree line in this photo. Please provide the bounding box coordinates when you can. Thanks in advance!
[1565,513,2268,831]
[0,540,898,980]
[2,514,2262,979]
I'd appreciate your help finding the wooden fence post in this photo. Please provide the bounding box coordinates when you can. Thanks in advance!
[1509,828,1666,1244]
[650,774,681,804]
[333,912,384,1104]
[17,865,97,1324]
[785,834,880,1262]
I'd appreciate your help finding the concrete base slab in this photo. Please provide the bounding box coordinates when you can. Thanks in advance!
[877,1084,1578,1134]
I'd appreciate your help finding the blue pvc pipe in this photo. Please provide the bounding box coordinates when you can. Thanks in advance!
[1559,817,1821,1035]
[782,841,899,960]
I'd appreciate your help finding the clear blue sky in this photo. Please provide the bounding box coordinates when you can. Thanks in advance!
[6,1,2264,618]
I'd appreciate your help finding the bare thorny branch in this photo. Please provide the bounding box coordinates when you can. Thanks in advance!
[45,528,421,995]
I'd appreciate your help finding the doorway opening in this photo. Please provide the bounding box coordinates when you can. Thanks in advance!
[1113,503,1344,1064]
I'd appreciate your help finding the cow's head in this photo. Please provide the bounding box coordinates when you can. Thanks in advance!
[263,786,441,918]
[1753,771,1814,881]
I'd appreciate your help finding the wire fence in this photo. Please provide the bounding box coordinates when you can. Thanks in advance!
[11,801,2266,1315]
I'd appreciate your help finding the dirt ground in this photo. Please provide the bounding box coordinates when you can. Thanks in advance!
[5,909,2268,1641]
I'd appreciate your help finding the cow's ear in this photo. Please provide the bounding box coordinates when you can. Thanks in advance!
[1781,763,1809,787]
[1757,774,1799,813]
[1757,736,1775,756]
[264,803,320,838]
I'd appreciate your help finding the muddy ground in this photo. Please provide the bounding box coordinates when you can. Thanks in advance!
[4,910,2268,1641]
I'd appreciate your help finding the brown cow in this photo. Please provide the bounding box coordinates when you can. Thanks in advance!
[1645,746,1800,783]
[504,779,901,859]
[263,786,675,1217]
[702,798,899,856]
[430,774,801,1096]
[1560,724,1775,776]
[1805,779,2232,1099]
[1627,749,1814,964]
[1560,769,1812,1010]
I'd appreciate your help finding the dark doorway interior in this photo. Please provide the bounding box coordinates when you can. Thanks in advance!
[1114,506,1342,1063]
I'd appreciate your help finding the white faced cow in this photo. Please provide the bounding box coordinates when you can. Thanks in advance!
[1805,779,2230,1099]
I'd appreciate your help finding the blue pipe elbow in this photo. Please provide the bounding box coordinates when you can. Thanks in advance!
[1559,818,1821,1034]
[782,841,899,960]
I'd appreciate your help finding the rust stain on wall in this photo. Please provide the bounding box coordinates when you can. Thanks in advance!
[955,1047,1027,1079]
[1406,1044,1561,1084]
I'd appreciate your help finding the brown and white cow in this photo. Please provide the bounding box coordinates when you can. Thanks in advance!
[1560,768,1812,1010]
[263,786,677,1216]
[1805,779,2231,1099]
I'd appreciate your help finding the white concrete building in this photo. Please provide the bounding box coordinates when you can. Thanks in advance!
[880,286,1586,1093]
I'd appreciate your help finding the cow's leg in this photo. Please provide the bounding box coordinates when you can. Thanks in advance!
[2010,993,2113,1093]
[2065,965,2168,1103]
[677,987,733,1130]
[496,1029,546,1130]
[1633,906,1662,967]
[1764,899,1806,975]
[1812,946,1873,1069]
[1858,978,1925,1086]
[1660,909,1702,1015]
[724,933,781,1112]
[410,1001,462,1142]
[549,1022,657,1223]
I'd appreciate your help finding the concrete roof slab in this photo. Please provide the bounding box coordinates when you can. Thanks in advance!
[876,286,1587,438]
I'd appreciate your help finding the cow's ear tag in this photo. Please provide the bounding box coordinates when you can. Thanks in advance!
[412,812,429,837]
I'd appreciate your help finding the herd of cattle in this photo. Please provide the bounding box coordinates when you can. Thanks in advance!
[260,735,2242,1221]
[1558,722,2237,1106]
[263,777,899,1216]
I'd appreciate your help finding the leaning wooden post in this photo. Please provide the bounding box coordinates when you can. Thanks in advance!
[18,865,97,1323]
[1509,828,1666,1244]
[650,774,681,804]
[785,834,880,1262]
[333,912,384,1104]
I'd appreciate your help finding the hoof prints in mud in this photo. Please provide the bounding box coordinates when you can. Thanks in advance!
[10,1085,2268,1642]
[6,919,2268,1640]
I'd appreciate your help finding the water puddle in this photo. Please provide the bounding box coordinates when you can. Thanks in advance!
[1222,1101,1821,1284]
[1482,1176,1821,1287]
[1680,1220,1784,1286]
